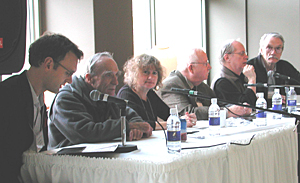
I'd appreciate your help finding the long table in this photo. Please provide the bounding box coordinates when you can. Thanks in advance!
[21,119,298,183]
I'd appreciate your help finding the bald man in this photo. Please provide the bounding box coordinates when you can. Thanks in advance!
[158,48,251,120]
[211,40,257,106]
[48,52,152,149]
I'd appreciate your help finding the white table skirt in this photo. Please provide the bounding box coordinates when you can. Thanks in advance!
[21,122,298,183]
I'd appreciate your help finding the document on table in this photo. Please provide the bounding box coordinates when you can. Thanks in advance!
[56,144,118,155]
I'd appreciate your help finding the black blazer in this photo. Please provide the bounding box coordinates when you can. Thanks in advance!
[0,71,48,182]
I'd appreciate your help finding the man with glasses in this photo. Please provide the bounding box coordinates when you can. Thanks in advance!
[48,52,153,149]
[211,39,257,106]
[158,48,251,120]
[247,32,300,107]
[0,32,83,182]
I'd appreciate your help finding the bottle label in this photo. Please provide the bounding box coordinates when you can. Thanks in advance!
[272,104,282,111]
[288,100,297,107]
[167,131,181,142]
[256,110,266,118]
[209,117,220,126]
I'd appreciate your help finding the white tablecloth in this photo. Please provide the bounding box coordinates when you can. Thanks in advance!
[21,120,298,183]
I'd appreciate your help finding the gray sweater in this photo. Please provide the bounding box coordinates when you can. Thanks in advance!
[48,76,143,149]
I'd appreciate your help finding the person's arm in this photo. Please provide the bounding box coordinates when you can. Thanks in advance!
[243,65,256,94]
[50,91,132,145]
[213,77,256,106]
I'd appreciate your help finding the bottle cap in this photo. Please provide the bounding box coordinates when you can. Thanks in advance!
[257,92,264,98]
[290,87,294,90]
[170,108,177,115]
[274,88,279,93]
[211,98,217,104]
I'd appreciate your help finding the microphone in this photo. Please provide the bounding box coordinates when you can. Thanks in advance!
[90,89,137,152]
[243,83,268,87]
[274,72,291,80]
[170,88,300,120]
[170,88,200,95]
[90,90,128,107]
[170,87,211,100]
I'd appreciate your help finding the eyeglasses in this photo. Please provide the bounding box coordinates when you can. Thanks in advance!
[57,62,74,77]
[229,51,247,56]
[190,60,210,67]
[266,46,283,53]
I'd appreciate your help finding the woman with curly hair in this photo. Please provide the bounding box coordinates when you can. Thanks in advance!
[117,54,196,130]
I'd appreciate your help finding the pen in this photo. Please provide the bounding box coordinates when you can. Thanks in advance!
[189,107,195,113]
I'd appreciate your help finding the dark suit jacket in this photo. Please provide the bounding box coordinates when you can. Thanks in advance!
[0,71,48,182]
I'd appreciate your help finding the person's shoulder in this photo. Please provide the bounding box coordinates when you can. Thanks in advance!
[162,70,184,86]
[214,77,232,86]
[247,55,260,65]
[0,72,28,93]
[277,59,293,66]
[116,84,131,96]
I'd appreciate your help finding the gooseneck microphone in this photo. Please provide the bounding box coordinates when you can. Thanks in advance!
[89,90,137,152]
[274,72,291,81]
[244,83,268,87]
[90,89,128,107]
[274,72,300,84]
[170,87,300,120]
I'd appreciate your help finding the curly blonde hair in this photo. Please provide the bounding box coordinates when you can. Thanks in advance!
[123,54,165,90]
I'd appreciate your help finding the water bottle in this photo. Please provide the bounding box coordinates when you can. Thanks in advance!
[208,98,220,136]
[272,88,282,119]
[167,108,181,154]
[287,87,297,114]
[255,92,267,126]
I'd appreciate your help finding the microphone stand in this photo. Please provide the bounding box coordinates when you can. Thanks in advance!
[113,101,138,153]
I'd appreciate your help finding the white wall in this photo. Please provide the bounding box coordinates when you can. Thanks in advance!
[41,0,95,67]
[207,0,247,83]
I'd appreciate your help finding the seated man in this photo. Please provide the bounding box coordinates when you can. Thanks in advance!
[247,32,300,107]
[48,52,153,149]
[211,40,257,107]
[158,48,251,120]
[0,32,83,182]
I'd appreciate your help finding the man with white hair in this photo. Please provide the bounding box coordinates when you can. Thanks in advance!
[247,32,300,107]
[158,48,251,120]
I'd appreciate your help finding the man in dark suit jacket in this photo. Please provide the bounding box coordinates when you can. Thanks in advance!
[247,32,300,107]
[0,32,83,182]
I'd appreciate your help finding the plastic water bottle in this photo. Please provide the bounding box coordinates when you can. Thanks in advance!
[287,87,297,114]
[167,108,181,154]
[272,88,282,119]
[208,98,220,136]
[255,92,267,126]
